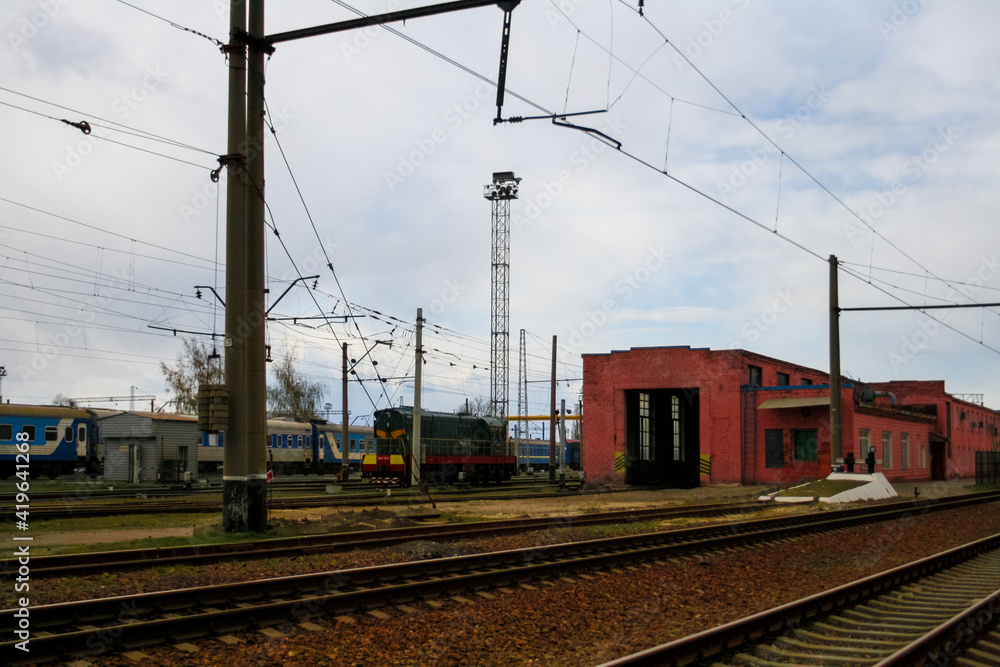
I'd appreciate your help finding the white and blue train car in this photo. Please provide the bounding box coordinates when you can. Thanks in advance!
[0,404,104,479]
[198,418,320,475]
[315,423,374,473]
[516,438,581,471]
[198,419,374,475]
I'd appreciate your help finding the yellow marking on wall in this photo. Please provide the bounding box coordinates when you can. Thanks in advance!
[699,454,711,476]
[614,452,626,472]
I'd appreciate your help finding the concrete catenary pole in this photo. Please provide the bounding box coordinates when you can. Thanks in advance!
[549,335,557,483]
[829,255,843,467]
[412,308,423,488]
[222,0,249,533]
[245,0,269,532]
[342,342,349,478]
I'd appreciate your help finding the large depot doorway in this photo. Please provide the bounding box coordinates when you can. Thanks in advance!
[624,388,700,487]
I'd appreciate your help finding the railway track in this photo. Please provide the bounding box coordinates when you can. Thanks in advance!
[5,501,769,578]
[599,533,1000,667]
[4,492,999,665]
[13,483,584,519]
[0,472,577,503]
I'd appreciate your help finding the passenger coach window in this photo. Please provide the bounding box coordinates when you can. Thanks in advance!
[45,426,58,441]
[0,424,11,441]
[79,425,86,442]
[65,427,73,442]
[22,426,35,441]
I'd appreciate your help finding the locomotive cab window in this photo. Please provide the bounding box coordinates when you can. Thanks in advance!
[0,424,11,441]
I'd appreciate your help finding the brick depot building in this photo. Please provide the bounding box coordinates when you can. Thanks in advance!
[582,346,998,487]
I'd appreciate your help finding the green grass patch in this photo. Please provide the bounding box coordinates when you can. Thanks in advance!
[0,512,337,559]
[9,512,217,535]
[774,479,869,498]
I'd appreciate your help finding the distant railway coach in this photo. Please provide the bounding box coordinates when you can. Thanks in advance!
[198,419,373,475]
[363,407,516,485]
[0,404,103,478]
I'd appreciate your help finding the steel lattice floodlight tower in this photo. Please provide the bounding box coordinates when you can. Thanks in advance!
[483,171,520,418]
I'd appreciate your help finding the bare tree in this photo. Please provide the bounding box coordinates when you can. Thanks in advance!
[53,393,77,408]
[455,397,492,416]
[267,349,325,420]
[160,338,224,414]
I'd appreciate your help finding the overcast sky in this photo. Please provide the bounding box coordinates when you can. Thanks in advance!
[2,0,999,425]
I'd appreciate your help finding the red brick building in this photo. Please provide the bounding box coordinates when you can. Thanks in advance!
[581,346,998,487]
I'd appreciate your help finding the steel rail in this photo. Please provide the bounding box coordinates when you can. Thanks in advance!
[14,484,584,519]
[596,535,1000,666]
[3,493,999,664]
[9,502,768,578]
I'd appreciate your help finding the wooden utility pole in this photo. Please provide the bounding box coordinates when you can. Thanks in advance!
[412,308,424,488]
[829,255,843,467]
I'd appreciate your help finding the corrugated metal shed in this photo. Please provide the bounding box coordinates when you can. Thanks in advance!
[100,412,200,483]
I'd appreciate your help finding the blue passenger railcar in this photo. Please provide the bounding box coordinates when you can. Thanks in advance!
[0,404,103,478]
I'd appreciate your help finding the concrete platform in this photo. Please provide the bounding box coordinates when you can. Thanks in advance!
[758,472,898,503]
[820,472,897,502]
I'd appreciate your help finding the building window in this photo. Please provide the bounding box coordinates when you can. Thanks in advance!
[801,378,813,385]
[776,372,790,386]
[748,365,762,387]
[920,444,927,468]
[671,395,684,462]
[639,392,653,461]
[859,428,870,457]
[882,431,892,469]
[765,429,784,468]
[793,429,818,462]
[900,433,910,469]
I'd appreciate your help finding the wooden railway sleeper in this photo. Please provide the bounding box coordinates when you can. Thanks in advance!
[749,643,867,665]
[772,635,897,658]
[792,627,914,648]
[811,621,921,640]
[841,609,954,626]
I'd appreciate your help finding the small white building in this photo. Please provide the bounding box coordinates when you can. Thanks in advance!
[100,412,200,483]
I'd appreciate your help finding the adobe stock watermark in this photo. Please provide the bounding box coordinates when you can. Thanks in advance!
[7,0,71,54]
[886,254,1000,371]
[845,126,960,245]
[427,278,466,316]
[339,0,402,62]
[877,0,926,41]
[52,65,169,181]
[672,0,752,71]
[276,235,342,285]
[17,266,132,383]
[512,116,627,234]
[567,245,670,350]
[178,105,295,224]
[383,83,492,192]
[727,288,799,347]
[544,0,590,30]
[717,86,829,201]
